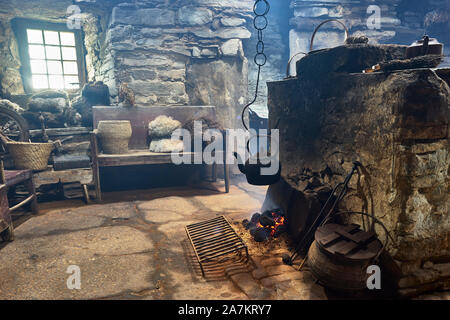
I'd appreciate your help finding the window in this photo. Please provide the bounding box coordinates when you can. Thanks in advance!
[12,19,86,93]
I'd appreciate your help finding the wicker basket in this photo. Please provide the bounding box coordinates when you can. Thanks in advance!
[97,120,132,154]
[7,142,53,171]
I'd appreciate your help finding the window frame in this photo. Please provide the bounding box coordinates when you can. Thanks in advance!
[12,18,87,93]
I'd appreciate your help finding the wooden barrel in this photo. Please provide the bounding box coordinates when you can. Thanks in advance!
[308,223,383,291]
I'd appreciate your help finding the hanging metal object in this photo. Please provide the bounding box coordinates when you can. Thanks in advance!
[285,52,307,78]
[285,19,349,78]
[309,19,349,52]
[235,0,281,186]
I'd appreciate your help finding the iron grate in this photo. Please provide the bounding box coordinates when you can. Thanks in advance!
[185,216,249,276]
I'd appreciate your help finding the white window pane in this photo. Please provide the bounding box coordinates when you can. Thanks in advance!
[27,29,43,44]
[49,75,65,89]
[60,32,75,46]
[61,47,77,60]
[32,75,49,89]
[64,76,80,89]
[44,31,59,45]
[28,45,45,59]
[47,61,63,75]
[63,61,78,75]
[30,60,47,74]
[45,46,61,60]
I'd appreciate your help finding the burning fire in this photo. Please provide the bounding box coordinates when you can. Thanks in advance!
[244,209,287,242]
[257,212,286,237]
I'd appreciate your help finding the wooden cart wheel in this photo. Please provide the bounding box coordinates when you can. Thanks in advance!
[0,105,30,155]
[1,224,14,242]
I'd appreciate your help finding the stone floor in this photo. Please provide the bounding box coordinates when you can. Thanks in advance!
[0,179,327,300]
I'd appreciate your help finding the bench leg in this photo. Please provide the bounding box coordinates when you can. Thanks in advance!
[224,164,230,193]
[82,184,91,204]
[90,131,102,202]
[1,223,14,242]
[24,178,39,215]
[212,163,217,182]
[93,164,102,203]
[222,130,230,193]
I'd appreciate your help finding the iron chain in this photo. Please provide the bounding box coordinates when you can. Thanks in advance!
[242,0,270,131]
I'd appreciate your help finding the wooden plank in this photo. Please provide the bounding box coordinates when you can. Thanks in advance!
[0,185,11,231]
[0,161,5,184]
[29,127,91,138]
[33,168,93,188]
[90,131,102,202]
[53,155,91,171]
[317,224,360,246]
[97,150,225,167]
[335,229,376,244]
[349,240,383,260]
[328,239,359,256]
[4,170,33,187]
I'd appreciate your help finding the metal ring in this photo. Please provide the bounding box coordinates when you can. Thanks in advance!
[309,19,349,52]
[253,0,270,16]
[254,53,267,66]
[253,15,268,31]
[257,30,263,41]
[256,40,265,54]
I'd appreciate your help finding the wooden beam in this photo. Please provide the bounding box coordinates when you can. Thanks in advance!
[29,127,91,138]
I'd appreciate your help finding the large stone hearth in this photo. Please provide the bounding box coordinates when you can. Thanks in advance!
[265,44,450,297]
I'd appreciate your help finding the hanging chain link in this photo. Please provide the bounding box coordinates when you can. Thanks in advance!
[242,0,270,131]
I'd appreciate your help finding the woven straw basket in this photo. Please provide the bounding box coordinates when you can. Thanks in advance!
[97,120,132,154]
[7,142,53,171]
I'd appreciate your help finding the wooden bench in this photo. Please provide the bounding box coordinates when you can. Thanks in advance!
[90,106,230,201]
[0,160,39,241]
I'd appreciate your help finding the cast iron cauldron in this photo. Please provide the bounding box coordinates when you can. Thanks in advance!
[233,152,281,186]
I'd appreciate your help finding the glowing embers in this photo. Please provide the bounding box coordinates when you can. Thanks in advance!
[243,209,287,242]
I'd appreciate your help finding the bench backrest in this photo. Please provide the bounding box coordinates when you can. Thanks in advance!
[93,106,217,149]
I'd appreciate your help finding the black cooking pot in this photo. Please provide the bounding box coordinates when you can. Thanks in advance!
[233,152,281,185]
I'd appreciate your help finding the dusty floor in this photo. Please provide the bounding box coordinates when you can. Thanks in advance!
[0,179,328,300]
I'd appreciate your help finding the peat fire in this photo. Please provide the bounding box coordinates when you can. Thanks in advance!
[243,209,287,242]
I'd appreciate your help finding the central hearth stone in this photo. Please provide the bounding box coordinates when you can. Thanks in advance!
[265,44,450,297]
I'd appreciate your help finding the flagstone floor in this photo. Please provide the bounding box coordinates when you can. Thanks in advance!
[0,179,327,300]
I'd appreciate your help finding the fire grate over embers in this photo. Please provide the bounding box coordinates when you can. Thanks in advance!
[185,216,249,276]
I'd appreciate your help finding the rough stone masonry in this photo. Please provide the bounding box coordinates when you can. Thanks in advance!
[267,44,449,297]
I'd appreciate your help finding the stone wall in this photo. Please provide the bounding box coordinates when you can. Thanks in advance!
[96,0,259,128]
[0,0,448,127]
[0,0,292,128]
[289,0,450,76]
